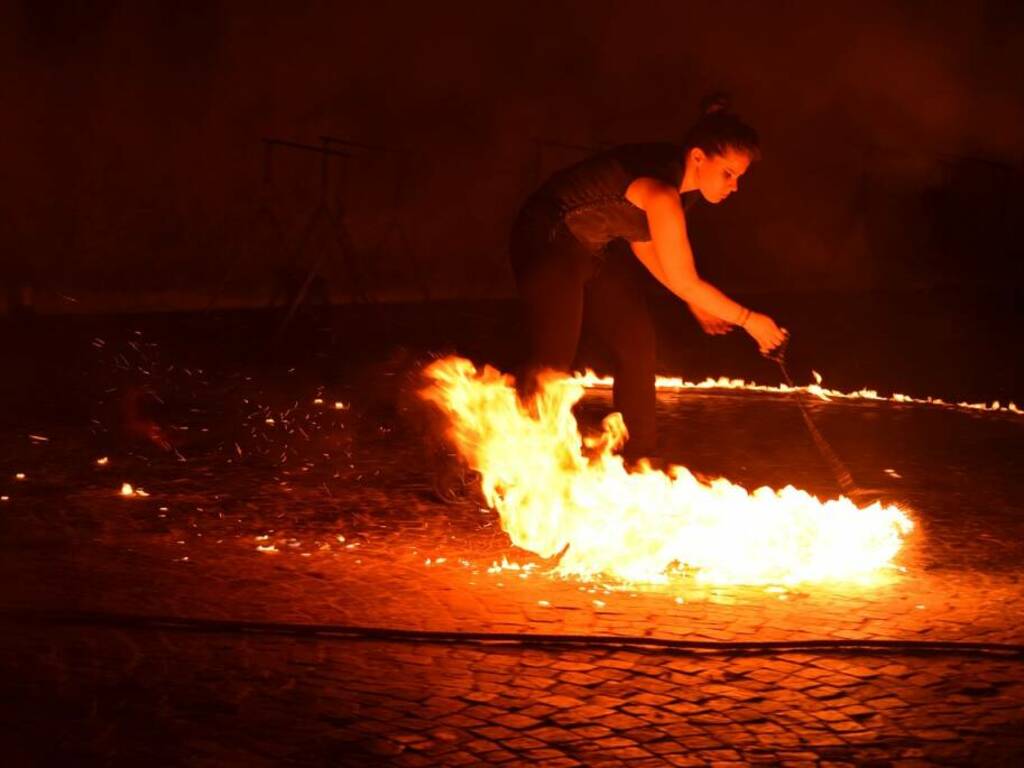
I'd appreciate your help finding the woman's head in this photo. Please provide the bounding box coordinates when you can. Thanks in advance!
[682,95,760,204]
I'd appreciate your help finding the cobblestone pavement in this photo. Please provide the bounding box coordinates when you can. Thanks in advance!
[4,625,1023,767]
[2,354,1023,765]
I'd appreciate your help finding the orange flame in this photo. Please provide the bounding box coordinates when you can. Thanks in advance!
[422,357,914,587]
[574,370,1021,418]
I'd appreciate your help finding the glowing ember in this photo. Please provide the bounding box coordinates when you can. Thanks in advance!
[96,456,109,466]
[121,483,134,496]
[421,357,914,586]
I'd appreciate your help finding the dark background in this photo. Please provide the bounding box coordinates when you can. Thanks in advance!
[2,0,1023,402]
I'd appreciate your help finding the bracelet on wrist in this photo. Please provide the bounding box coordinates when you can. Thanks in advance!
[737,307,752,328]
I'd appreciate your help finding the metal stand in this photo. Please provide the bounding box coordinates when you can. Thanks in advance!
[266,137,367,345]
[319,135,431,301]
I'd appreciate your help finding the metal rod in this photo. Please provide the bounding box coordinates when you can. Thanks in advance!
[766,334,858,495]
[318,135,395,153]
[261,138,350,158]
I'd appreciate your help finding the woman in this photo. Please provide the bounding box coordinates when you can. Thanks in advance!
[510,98,786,463]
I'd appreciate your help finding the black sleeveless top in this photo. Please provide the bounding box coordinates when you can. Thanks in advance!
[519,143,686,252]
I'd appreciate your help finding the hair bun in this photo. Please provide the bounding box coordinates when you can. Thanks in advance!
[700,92,731,116]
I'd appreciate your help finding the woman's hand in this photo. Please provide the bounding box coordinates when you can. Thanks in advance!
[689,303,733,335]
[744,312,786,354]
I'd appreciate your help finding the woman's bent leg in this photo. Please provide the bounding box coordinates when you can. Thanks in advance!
[583,244,658,461]
[511,223,593,399]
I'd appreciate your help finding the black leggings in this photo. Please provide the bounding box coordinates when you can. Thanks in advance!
[510,213,658,460]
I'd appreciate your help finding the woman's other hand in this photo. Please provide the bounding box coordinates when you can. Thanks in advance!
[744,312,786,354]
[689,303,733,335]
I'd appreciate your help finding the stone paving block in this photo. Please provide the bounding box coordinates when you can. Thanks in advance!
[437,714,486,730]
[774,675,818,691]
[548,682,595,700]
[698,747,743,761]
[665,701,707,715]
[539,759,581,768]
[619,726,666,744]
[865,695,909,710]
[539,694,586,709]
[594,736,641,750]
[663,755,708,767]
[646,739,686,755]
[620,704,677,724]
[515,674,557,691]
[463,738,498,754]
[524,747,573,761]
[628,758,674,768]
[473,725,519,741]
[589,694,630,709]
[568,725,614,740]
[560,670,605,686]
[490,712,542,730]
[609,745,656,759]
[524,725,582,744]
[551,704,618,726]
[518,703,558,719]
[394,754,438,767]
[630,692,674,707]
[598,712,650,730]
[477,747,520,762]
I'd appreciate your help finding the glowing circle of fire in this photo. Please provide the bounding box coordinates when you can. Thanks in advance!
[421,356,914,587]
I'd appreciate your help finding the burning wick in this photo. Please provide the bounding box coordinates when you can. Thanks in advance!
[15,473,26,480]
[97,457,109,466]
[120,483,149,497]
[576,369,1020,418]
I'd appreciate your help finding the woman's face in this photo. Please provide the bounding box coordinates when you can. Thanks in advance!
[690,147,752,204]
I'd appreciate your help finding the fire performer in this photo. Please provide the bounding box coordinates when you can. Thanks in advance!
[511,96,786,463]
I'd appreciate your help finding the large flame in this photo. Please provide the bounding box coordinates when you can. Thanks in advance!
[421,357,914,587]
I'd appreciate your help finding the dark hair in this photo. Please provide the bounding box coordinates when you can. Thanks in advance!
[682,93,761,161]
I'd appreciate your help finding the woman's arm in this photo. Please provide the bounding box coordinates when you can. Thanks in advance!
[625,176,786,352]
[626,177,744,321]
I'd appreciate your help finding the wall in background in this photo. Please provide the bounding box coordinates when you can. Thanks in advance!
[3,0,1023,312]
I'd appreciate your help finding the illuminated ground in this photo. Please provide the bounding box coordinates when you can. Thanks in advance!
[1,309,1023,766]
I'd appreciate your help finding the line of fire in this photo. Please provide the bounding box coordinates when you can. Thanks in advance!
[3,3,1023,766]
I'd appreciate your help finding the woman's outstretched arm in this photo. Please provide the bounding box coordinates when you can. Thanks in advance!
[625,176,785,352]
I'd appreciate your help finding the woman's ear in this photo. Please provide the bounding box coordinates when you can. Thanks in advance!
[689,147,706,167]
